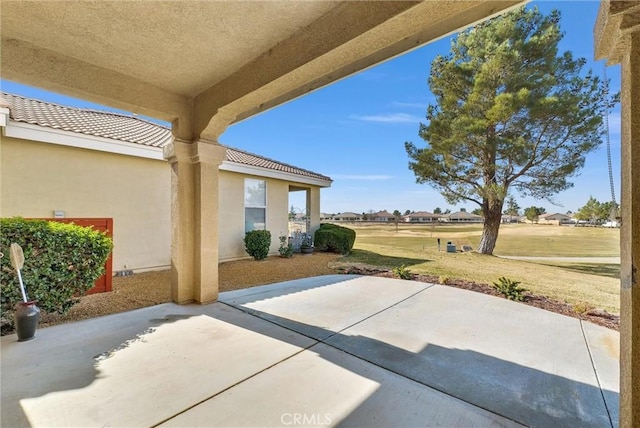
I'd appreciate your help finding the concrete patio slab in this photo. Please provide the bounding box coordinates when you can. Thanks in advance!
[321,284,617,428]
[225,277,619,428]
[582,320,621,427]
[220,275,433,340]
[1,275,619,427]
[162,342,524,428]
[1,303,316,427]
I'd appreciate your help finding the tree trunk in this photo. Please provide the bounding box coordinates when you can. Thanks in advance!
[478,203,503,254]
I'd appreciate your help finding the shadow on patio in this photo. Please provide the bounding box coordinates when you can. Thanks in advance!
[1,275,618,427]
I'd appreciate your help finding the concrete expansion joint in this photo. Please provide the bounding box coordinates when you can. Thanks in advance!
[215,285,531,424]
[152,342,310,428]
[153,302,319,427]
[579,319,615,428]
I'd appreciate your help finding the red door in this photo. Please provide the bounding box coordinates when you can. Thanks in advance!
[44,218,114,294]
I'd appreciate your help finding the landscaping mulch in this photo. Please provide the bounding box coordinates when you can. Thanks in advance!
[2,252,341,334]
[1,252,619,334]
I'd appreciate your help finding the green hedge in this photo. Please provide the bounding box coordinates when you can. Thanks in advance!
[1,218,113,320]
[314,223,356,255]
[244,230,271,261]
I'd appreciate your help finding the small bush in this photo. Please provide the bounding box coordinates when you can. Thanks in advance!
[439,275,450,285]
[572,301,594,314]
[314,224,356,255]
[492,276,527,301]
[244,230,271,261]
[1,218,113,320]
[392,264,412,280]
[278,235,293,258]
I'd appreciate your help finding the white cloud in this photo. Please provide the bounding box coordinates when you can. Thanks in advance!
[331,174,393,180]
[350,113,422,123]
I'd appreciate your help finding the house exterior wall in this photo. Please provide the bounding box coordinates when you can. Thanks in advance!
[538,214,571,225]
[447,214,484,223]
[405,217,437,223]
[333,214,361,221]
[217,171,291,261]
[1,136,316,268]
[0,137,171,272]
[537,219,561,226]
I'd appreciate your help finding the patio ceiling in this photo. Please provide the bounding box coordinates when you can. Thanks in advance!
[1,1,524,140]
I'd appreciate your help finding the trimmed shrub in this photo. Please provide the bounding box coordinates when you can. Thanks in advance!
[1,218,113,320]
[244,230,271,261]
[314,223,356,255]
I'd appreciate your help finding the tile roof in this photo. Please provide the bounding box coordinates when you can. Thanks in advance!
[225,146,332,182]
[1,92,332,183]
[447,211,483,219]
[405,211,437,218]
[333,212,362,217]
[1,92,171,147]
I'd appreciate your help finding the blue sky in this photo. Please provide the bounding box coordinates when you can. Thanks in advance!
[1,1,620,216]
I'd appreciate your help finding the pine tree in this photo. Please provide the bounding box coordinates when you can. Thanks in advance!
[405,6,616,254]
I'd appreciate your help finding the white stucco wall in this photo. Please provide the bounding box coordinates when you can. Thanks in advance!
[1,135,324,269]
[218,171,292,261]
[1,137,171,272]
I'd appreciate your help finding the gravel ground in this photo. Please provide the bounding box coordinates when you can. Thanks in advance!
[36,252,341,329]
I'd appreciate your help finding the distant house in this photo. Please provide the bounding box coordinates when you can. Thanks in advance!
[332,212,362,221]
[404,211,439,223]
[372,210,396,222]
[501,214,523,223]
[440,210,484,223]
[0,92,332,272]
[538,213,572,225]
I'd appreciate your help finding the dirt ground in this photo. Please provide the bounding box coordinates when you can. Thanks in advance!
[36,252,342,329]
[6,251,619,333]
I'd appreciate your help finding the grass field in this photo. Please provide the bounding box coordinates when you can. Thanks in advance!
[335,223,621,313]
[350,222,620,257]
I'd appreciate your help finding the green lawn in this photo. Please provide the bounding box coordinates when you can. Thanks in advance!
[334,223,621,313]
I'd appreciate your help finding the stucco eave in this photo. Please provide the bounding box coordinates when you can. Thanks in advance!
[3,120,165,160]
[0,107,9,127]
[3,119,332,188]
[595,0,640,64]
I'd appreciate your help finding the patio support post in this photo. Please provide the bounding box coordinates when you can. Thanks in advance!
[594,3,640,426]
[619,32,640,428]
[307,187,321,235]
[164,139,227,304]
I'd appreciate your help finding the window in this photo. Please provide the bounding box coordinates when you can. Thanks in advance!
[245,179,266,232]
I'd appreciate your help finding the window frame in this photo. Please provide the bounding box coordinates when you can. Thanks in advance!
[244,178,267,233]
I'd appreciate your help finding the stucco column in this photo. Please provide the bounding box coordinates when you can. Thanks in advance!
[595,4,640,425]
[307,187,321,236]
[619,31,640,428]
[164,139,227,304]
